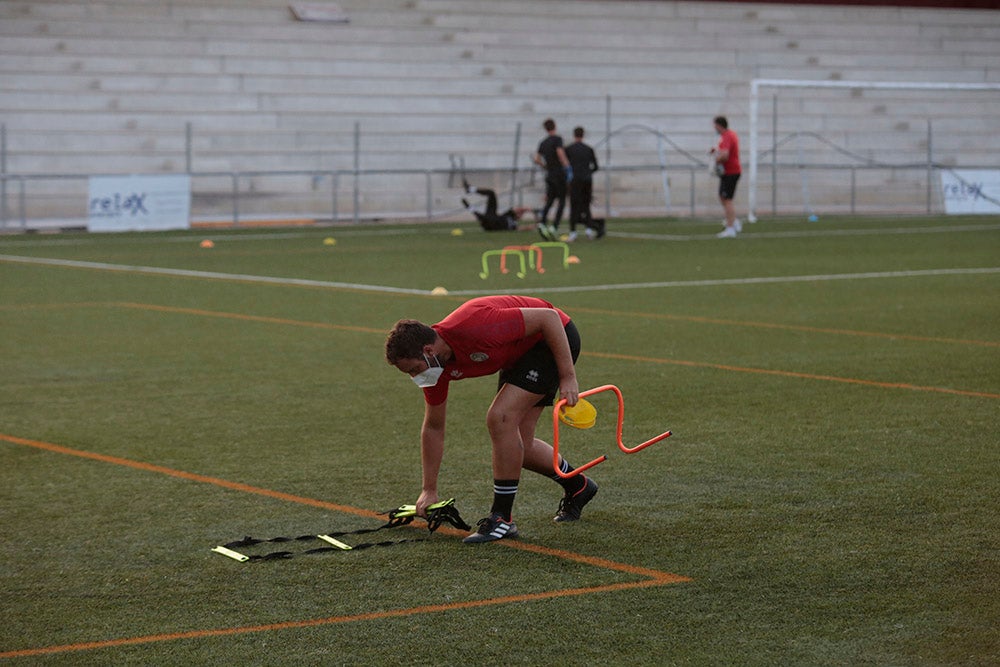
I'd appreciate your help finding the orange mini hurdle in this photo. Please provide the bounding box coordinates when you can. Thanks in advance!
[551,384,672,478]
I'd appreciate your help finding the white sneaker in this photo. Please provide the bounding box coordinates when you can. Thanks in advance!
[716,226,738,239]
[734,218,743,233]
[566,231,578,242]
[584,227,596,240]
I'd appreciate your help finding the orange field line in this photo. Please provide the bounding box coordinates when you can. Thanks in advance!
[0,432,382,520]
[0,578,673,659]
[18,300,996,349]
[113,302,999,399]
[571,306,1000,348]
[0,432,683,575]
[9,301,995,400]
[588,351,1000,400]
[0,432,690,658]
[114,301,385,334]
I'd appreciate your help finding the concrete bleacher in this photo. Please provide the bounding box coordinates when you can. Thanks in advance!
[1,0,999,225]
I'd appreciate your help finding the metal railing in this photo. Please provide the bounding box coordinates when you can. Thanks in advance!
[1,161,993,232]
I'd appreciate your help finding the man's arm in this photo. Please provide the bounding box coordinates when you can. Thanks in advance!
[416,400,447,517]
[520,307,579,406]
[715,134,732,163]
[557,145,569,168]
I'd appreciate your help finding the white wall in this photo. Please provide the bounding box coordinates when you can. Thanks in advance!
[1,0,998,221]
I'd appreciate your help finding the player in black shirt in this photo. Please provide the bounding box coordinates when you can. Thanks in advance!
[564,126,604,241]
[462,181,545,235]
[532,118,570,235]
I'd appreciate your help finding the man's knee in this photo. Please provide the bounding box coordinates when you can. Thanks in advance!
[486,404,519,437]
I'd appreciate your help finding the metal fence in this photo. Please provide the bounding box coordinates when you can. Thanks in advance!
[2,162,989,233]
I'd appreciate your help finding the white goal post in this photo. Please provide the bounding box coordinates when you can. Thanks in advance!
[747,79,1000,222]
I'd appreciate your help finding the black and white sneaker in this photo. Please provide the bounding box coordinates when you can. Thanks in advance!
[536,223,556,242]
[593,218,606,239]
[554,477,598,522]
[463,513,519,543]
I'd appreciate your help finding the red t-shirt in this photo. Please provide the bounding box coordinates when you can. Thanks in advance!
[422,295,571,405]
[717,129,741,175]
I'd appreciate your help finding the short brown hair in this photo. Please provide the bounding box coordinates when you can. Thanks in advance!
[543,118,556,132]
[385,319,436,364]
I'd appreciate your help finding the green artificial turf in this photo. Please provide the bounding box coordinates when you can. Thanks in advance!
[1,215,998,665]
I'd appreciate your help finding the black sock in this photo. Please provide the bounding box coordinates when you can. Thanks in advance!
[490,479,519,521]
[551,460,587,495]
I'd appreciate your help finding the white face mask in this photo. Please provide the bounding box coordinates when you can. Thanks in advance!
[411,354,444,388]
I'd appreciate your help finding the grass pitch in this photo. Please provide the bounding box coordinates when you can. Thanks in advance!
[1,215,998,665]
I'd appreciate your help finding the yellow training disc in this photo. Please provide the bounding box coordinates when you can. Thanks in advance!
[559,397,597,429]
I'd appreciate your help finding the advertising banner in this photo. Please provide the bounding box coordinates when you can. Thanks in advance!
[88,175,191,232]
[940,169,1000,215]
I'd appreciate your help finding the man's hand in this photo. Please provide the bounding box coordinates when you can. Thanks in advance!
[560,374,579,407]
[416,490,439,518]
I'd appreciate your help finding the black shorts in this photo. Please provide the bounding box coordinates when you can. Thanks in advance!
[546,174,567,199]
[498,320,581,407]
[718,173,741,200]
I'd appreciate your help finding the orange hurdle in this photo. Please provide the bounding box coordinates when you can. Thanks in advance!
[551,384,672,478]
[501,245,545,274]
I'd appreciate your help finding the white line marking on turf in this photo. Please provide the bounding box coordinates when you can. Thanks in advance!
[449,267,1000,296]
[0,254,431,295]
[2,222,997,249]
[2,254,997,297]
[610,223,1000,241]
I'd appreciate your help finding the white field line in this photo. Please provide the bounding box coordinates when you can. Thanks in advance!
[452,267,1000,296]
[2,222,999,249]
[610,222,1000,241]
[2,253,998,297]
[0,254,431,295]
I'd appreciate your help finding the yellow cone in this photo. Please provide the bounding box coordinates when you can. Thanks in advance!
[559,398,597,429]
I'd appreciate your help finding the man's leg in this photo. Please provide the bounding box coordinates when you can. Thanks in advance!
[463,384,540,543]
[582,181,593,228]
[717,176,741,236]
[486,383,543,483]
[540,180,558,222]
[477,188,499,218]
[567,184,581,235]
[514,397,598,522]
[579,181,595,237]
[483,383,593,515]
[723,196,736,227]
[552,188,567,228]
[716,196,737,238]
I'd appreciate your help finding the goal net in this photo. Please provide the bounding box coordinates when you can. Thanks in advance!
[747,79,1000,221]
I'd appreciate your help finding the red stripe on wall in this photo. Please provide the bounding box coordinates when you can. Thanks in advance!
[664,1,999,9]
